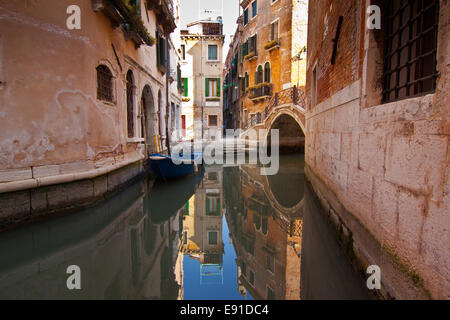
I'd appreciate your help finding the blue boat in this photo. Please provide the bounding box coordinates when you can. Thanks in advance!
[148,152,202,181]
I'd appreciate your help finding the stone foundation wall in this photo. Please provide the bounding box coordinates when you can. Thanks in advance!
[0,159,146,231]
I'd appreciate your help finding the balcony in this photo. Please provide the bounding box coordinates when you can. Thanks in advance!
[264,39,280,51]
[202,22,223,36]
[92,0,155,48]
[244,52,258,62]
[146,0,177,33]
[248,83,272,101]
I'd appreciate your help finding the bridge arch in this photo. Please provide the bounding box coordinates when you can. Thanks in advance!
[264,108,305,154]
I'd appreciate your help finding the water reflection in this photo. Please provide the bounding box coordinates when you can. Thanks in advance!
[0,155,369,300]
[223,157,304,300]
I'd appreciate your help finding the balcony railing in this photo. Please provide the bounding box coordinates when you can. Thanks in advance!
[202,23,223,36]
[248,83,272,101]
[242,86,306,130]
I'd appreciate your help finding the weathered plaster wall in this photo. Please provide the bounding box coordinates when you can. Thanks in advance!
[0,0,174,184]
[305,0,449,299]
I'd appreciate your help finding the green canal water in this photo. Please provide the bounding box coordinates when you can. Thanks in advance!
[0,154,369,300]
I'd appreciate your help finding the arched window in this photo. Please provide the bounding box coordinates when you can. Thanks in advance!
[126,70,135,138]
[264,62,271,83]
[96,64,113,102]
[245,72,249,88]
[255,65,263,85]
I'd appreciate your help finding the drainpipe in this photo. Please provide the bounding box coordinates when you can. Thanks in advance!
[165,35,171,155]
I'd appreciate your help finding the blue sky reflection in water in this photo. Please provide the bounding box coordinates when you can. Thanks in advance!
[183,215,254,300]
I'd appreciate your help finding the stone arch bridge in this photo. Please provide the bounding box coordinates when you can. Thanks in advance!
[241,86,306,151]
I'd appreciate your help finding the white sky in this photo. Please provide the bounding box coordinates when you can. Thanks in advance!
[180,0,240,62]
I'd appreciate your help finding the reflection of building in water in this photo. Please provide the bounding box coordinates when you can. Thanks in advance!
[0,179,183,300]
[180,166,225,284]
[224,162,303,300]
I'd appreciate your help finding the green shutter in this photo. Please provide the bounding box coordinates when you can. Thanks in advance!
[217,78,220,97]
[184,78,188,97]
[205,78,209,97]
[254,35,257,56]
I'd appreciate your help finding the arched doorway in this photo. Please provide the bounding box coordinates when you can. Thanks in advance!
[141,85,157,153]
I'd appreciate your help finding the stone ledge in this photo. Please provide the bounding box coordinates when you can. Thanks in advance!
[0,153,145,194]
[0,160,146,231]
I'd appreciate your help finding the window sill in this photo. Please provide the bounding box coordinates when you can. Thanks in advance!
[98,99,116,107]
[127,137,145,143]
[206,60,220,63]
[206,97,220,101]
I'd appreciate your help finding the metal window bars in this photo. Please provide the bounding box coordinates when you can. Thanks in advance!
[382,0,439,103]
[96,65,113,102]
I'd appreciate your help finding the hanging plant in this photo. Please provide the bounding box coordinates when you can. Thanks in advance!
[109,0,155,46]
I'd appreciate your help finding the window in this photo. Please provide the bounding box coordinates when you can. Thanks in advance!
[265,255,274,272]
[241,77,246,93]
[156,31,166,73]
[96,65,113,102]
[208,44,218,60]
[182,78,188,97]
[245,73,249,88]
[208,115,218,127]
[208,231,218,245]
[206,78,221,97]
[311,65,317,107]
[267,287,275,300]
[181,44,186,60]
[177,65,182,90]
[270,20,279,41]
[248,34,257,55]
[126,70,135,137]
[249,270,255,286]
[244,8,249,25]
[251,1,257,18]
[255,65,263,84]
[241,261,247,277]
[183,231,188,244]
[264,62,271,83]
[382,0,439,103]
[262,217,268,234]
[208,172,218,181]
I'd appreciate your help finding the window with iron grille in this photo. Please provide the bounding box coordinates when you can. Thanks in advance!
[382,0,439,103]
[96,65,113,102]
[126,70,135,137]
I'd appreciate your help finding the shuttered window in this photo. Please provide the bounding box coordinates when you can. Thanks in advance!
[205,78,221,97]
[208,44,218,60]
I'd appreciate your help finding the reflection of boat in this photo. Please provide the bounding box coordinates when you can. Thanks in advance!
[147,167,204,224]
[148,153,203,181]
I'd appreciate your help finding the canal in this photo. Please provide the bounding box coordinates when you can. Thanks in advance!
[0,154,370,300]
